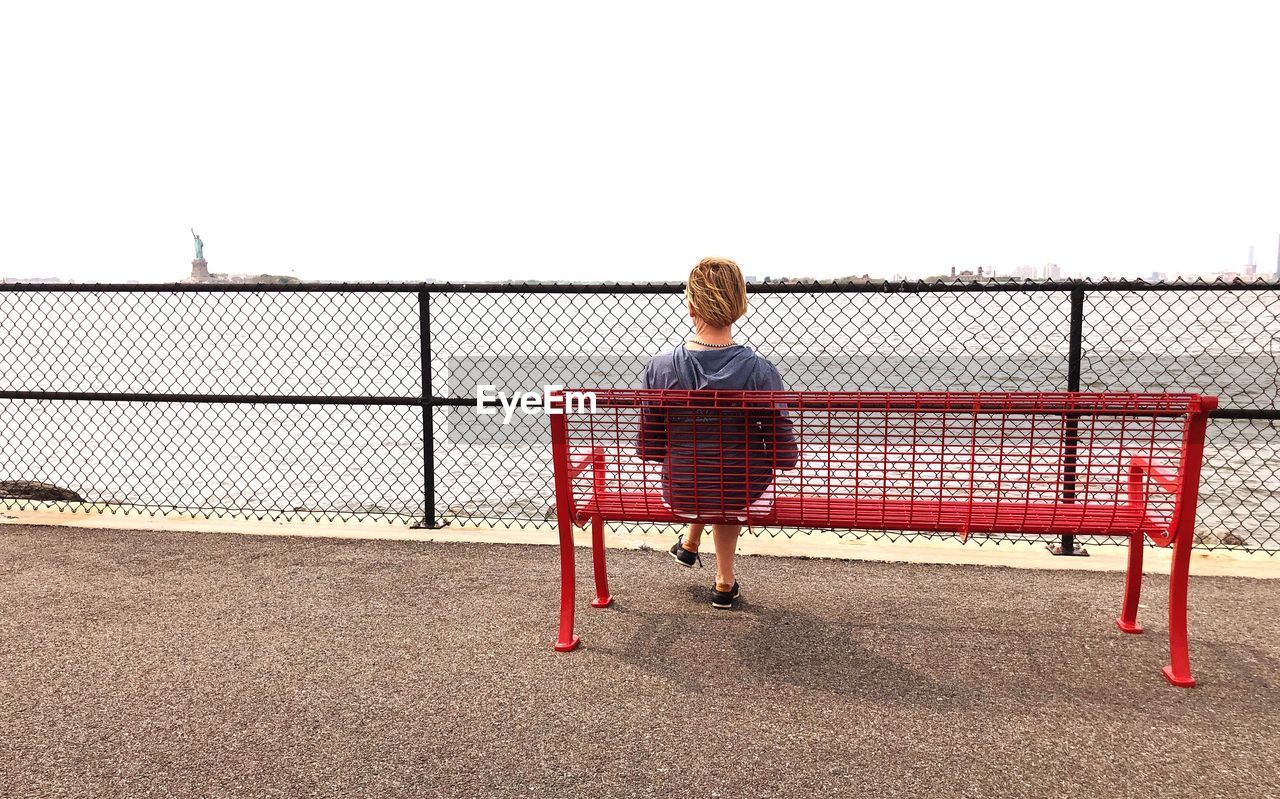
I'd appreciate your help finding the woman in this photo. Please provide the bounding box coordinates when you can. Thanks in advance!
[637,257,798,608]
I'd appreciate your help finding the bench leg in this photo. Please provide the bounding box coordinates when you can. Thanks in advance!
[554,512,580,652]
[1162,531,1195,687]
[1116,531,1145,634]
[590,515,613,608]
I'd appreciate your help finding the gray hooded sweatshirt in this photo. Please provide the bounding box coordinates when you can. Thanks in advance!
[638,344,799,516]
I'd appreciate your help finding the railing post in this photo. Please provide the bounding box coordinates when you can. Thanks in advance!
[1052,283,1088,556]
[412,288,438,529]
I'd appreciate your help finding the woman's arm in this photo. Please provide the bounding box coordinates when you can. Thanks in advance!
[753,359,799,470]
[635,361,668,462]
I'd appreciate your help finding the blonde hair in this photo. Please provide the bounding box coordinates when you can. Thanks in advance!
[685,257,748,329]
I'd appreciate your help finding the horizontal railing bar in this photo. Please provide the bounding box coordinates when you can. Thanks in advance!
[0,282,429,293]
[0,390,422,406]
[416,279,1280,294]
[2,279,1278,294]
[1206,408,1280,420]
[4,392,1278,418]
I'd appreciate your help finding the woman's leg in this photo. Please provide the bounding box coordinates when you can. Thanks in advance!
[712,524,742,586]
[684,522,705,550]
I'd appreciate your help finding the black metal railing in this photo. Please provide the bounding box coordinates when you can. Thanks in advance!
[1,279,1276,552]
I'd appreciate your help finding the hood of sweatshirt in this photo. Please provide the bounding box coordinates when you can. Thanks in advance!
[668,344,763,390]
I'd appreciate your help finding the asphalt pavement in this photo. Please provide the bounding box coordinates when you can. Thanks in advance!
[1,525,1276,798]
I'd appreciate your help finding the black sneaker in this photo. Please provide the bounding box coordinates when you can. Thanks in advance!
[711,582,741,609]
[669,535,702,568]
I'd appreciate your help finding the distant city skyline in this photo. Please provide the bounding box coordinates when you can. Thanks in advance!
[4,247,1273,285]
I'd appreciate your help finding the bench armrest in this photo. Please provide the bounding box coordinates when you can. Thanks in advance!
[567,447,602,480]
[565,447,607,526]
[1130,456,1181,495]
[1128,456,1185,547]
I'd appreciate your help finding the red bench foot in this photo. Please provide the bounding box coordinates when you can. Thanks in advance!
[1116,617,1146,637]
[554,634,581,652]
[1115,618,1144,634]
[591,596,614,608]
[1162,665,1195,688]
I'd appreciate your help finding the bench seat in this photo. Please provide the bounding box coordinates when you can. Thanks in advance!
[579,492,1166,538]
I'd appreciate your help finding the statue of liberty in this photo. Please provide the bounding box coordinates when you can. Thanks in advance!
[191,228,205,260]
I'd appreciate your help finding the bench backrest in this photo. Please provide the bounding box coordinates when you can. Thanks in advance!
[549,390,1216,543]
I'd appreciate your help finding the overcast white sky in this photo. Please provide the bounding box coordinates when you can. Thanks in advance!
[1,1,1278,283]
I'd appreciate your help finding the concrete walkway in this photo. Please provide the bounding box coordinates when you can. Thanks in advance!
[1,524,1277,798]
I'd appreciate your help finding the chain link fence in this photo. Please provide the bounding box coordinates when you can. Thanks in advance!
[1,281,1276,552]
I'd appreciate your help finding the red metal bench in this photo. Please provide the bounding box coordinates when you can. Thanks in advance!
[548,390,1217,687]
